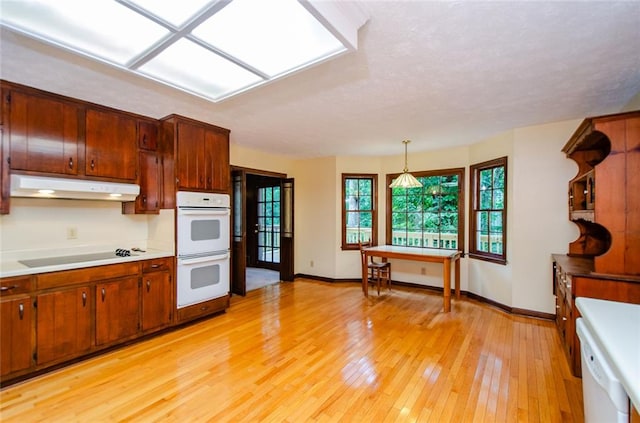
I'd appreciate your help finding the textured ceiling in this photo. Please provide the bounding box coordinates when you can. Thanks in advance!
[1,1,639,158]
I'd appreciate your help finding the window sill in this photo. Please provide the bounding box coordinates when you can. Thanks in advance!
[468,253,507,265]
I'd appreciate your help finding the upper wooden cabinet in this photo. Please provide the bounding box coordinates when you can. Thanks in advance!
[4,89,81,175]
[161,114,230,194]
[563,110,640,276]
[138,120,158,151]
[85,108,137,181]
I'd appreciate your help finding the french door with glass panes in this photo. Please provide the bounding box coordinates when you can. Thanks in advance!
[257,185,280,266]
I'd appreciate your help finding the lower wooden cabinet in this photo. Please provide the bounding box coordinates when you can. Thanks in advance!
[96,277,140,346]
[0,296,33,377]
[0,256,181,385]
[553,254,640,376]
[141,261,173,332]
[36,286,91,365]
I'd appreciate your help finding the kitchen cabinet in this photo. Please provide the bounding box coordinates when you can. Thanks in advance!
[4,87,81,176]
[95,276,140,346]
[161,114,230,194]
[85,108,137,181]
[141,257,173,332]
[1,274,34,378]
[138,120,158,151]
[1,297,33,377]
[122,150,161,214]
[36,286,92,365]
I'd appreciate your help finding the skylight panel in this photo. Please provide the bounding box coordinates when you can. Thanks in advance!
[0,0,169,65]
[192,0,346,77]
[137,38,263,101]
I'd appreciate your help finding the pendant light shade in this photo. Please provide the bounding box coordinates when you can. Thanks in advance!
[389,140,422,188]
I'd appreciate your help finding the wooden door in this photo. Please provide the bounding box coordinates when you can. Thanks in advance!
[0,297,33,376]
[95,277,140,346]
[85,108,137,180]
[141,271,172,332]
[36,286,91,365]
[138,120,158,151]
[7,90,80,175]
[280,178,295,282]
[204,128,230,192]
[138,150,160,213]
[176,122,205,190]
[231,170,247,296]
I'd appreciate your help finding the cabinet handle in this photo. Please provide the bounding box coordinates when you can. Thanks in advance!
[82,291,87,307]
[556,305,560,309]
[142,195,147,204]
[91,159,95,170]
[68,157,74,169]
[101,288,106,302]
[0,285,18,292]
[18,302,24,320]
[142,134,147,145]
[151,264,160,269]
[562,317,567,321]
[146,280,151,292]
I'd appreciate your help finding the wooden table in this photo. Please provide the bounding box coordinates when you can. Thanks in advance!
[362,245,461,312]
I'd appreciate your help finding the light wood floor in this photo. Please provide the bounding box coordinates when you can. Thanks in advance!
[0,279,584,422]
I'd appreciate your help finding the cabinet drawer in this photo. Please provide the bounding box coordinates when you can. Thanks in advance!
[37,262,141,290]
[0,276,32,296]
[176,295,228,323]
[141,257,173,273]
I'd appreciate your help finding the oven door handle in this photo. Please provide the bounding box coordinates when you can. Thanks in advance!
[179,253,229,265]
[178,208,230,216]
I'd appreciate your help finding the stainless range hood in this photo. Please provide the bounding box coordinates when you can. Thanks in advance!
[10,175,140,202]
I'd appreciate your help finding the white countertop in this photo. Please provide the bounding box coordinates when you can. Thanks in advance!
[575,297,640,411]
[0,246,174,278]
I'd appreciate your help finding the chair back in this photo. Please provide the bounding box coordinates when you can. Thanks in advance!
[358,241,371,274]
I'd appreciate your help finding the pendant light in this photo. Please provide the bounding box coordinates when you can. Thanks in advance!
[389,140,422,188]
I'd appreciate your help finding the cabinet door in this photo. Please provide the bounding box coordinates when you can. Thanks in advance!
[138,120,158,151]
[204,128,229,192]
[85,109,137,180]
[1,297,33,376]
[95,277,140,346]
[176,122,205,190]
[137,150,160,213]
[7,90,80,175]
[141,271,172,332]
[36,286,92,365]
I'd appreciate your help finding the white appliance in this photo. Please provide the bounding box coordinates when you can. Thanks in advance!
[10,174,140,201]
[576,318,629,423]
[176,191,231,309]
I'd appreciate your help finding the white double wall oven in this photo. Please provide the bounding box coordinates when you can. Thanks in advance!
[176,191,231,309]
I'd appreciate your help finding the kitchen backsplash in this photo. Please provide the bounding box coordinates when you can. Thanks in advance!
[0,198,174,254]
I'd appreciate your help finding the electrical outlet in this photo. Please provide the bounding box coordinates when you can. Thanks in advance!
[310,260,314,267]
[421,267,426,275]
[67,226,78,239]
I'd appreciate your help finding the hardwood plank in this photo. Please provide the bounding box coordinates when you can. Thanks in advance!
[0,280,583,422]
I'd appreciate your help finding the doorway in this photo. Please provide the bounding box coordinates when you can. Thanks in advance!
[231,167,294,295]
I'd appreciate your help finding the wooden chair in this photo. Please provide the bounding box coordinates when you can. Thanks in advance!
[359,241,391,296]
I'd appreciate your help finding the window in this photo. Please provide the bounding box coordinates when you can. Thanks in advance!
[386,168,465,251]
[469,157,507,264]
[342,174,377,250]
[257,185,280,264]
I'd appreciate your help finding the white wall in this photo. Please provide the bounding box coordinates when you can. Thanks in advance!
[0,198,174,256]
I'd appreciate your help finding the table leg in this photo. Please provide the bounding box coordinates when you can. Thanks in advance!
[455,256,461,300]
[443,257,451,312]
[362,253,368,298]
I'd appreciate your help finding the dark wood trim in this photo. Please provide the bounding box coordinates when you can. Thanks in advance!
[385,167,465,253]
[341,173,378,250]
[295,274,553,320]
[230,165,287,179]
[469,156,508,264]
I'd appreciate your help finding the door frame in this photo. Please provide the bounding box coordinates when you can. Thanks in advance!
[230,166,292,295]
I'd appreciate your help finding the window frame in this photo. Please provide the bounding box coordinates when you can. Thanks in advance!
[385,167,465,252]
[469,156,508,264]
[341,173,378,250]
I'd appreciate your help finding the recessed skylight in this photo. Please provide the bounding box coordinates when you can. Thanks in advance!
[0,0,368,102]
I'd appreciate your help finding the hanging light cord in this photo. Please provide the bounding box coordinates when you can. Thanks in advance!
[402,139,411,172]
